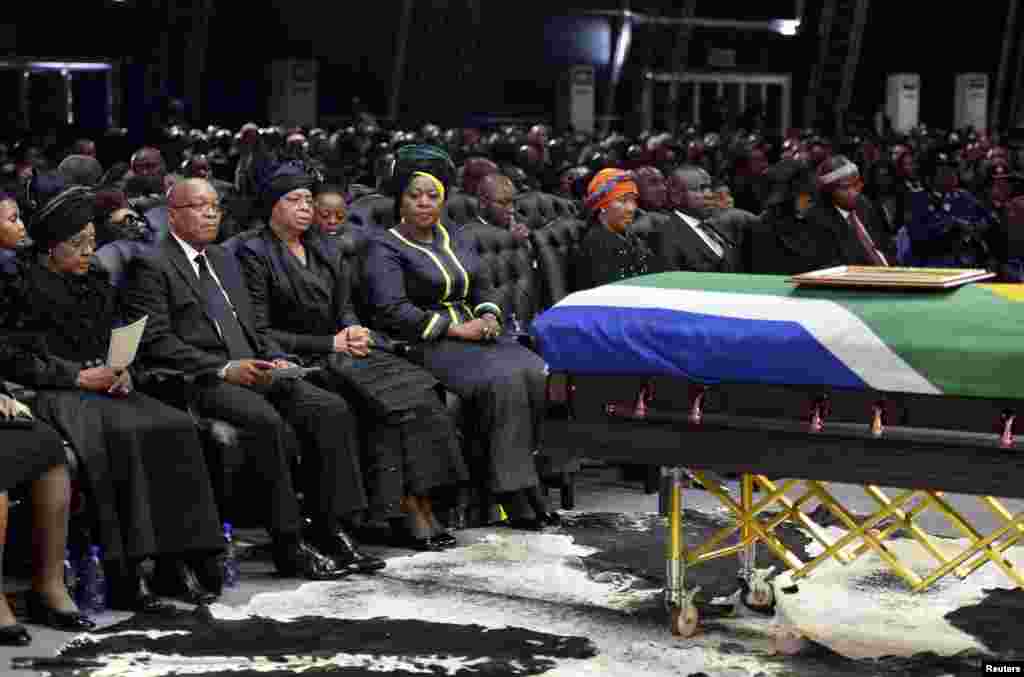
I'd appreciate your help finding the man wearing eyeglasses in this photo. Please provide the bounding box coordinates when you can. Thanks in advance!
[122,178,359,582]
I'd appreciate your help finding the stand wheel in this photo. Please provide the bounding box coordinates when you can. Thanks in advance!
[670,600,699,637]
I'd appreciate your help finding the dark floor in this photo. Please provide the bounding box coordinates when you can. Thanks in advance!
[3,462,1022,673]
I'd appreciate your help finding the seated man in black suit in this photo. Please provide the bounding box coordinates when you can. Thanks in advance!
[662,165,740,272]
[122,177,383,580]
[802,155,890,269]
[476,174,532,247]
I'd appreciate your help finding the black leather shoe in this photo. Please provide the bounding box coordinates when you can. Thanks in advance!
[152,559,219,605]
[107,565,173,614]
[190,554,225,597]
[0,623,31,646]
[24,592,95,631]
[316,528,387,573]
[273,539,350,581]
[431,531,458,549]
[447,506,469,531]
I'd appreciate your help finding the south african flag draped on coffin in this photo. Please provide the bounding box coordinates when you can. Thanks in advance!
[530,272,1024,400]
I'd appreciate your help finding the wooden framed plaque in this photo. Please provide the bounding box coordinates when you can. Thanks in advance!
[788,266,996,289]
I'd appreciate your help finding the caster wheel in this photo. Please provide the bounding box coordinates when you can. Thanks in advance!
[670,600,699,637]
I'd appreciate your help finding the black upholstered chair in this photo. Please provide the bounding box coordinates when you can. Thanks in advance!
[347,193,395,229]
[444,192,481,227]
[514,191,580,231]
[457,222,538,329]
[347,192,480,231]
[530,216,587,310]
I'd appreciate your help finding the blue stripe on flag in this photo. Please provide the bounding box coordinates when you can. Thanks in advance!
[531,305,868,388]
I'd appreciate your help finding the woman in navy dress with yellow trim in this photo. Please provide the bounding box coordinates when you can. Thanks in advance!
[363,146,557,529]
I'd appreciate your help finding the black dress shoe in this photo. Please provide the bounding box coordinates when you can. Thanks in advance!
[24,592,95,631]
[189,553,225,597]
[314,528,387,573]
[152,559,219,605]
[431,531,458,549]
[273,539,350,581]
[107,566,172,614]
[0,623,31,646]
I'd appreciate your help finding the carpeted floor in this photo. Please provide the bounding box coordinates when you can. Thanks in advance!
[24,504,1023,677]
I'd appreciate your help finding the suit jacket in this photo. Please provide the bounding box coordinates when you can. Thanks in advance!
[235,228,365,357]
[121,236,285,379]
[657,209,739,273]
[800,195,891,269]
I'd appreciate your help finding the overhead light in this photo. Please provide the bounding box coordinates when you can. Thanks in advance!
[26,61,113,72]
[771,19,801,36]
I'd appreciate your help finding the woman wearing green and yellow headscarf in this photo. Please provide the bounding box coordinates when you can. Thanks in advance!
[363,145,558,530]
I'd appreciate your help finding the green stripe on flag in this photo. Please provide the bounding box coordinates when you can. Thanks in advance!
[611,273,1024,400]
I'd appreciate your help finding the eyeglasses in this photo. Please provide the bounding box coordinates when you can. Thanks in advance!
[169,201,223,214]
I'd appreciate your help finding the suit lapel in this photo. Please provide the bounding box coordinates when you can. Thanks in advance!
[671,212,721,269]
[163,237,204,301]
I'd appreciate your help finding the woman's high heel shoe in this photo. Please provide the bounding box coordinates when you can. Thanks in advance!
[0,623,32,646]
[24,591,95,632]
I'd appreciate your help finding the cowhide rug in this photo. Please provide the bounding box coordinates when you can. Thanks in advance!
[37,509,1023,676]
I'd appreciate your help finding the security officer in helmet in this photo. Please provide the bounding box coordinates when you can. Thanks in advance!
[907,147,994,268]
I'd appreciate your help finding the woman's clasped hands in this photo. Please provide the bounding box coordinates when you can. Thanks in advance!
[334,325,372,357]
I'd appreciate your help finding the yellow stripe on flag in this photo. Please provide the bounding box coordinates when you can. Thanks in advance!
[980,284,1024,302]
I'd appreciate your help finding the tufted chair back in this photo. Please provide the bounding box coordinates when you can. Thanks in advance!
[530,217,587,310]
[458,222,538,327]
[347,193,396,229]
[332,224,373,322]
[444,192,481,226]
[95,240,155,288]
[347,192,482,231]
[514,191,580,230]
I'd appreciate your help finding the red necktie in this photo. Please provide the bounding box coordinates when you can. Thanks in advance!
[848,211,888,266]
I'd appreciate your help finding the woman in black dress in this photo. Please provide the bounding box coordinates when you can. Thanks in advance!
[573,168,653,290]
[362,146,557,529]
[237,164,465,551]
[0,186,224,611]
[0,391,94,645]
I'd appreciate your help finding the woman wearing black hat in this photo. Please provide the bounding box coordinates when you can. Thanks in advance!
[363,146,558,529]
[237,162,467,551]
[0,186,225,611]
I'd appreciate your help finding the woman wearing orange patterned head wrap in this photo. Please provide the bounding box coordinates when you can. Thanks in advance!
[574,168,654,289]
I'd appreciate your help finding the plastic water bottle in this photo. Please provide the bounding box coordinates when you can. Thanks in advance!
[63,548,78,601]
[222,522,241,589]
[77,545,106,614]
[509,313,523,334]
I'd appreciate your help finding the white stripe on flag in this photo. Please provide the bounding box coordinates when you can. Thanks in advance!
[557,286,941,395]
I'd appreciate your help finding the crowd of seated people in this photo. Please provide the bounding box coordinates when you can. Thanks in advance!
[2,113,1024,646]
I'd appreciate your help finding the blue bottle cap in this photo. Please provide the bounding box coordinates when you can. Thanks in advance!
[223,522,233,531]
[88,545,101,556]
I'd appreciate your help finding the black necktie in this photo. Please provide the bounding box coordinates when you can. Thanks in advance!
[195,254,254,359]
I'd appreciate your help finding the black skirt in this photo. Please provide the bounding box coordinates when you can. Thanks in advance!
[313,349,467,513]
[416,336,547,493]
[0,420,66,493]
[31,389,224,563]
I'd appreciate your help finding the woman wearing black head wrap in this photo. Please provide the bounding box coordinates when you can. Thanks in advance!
[363,146,558,530]
[0,186,225,612]
[237,163,465,553]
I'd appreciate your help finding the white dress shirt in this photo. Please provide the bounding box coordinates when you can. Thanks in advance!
[674,210,724,258]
